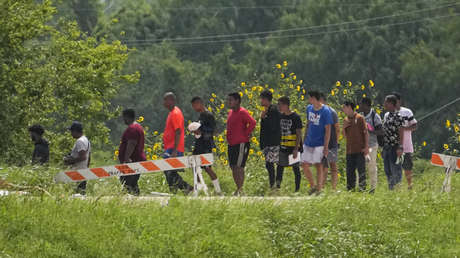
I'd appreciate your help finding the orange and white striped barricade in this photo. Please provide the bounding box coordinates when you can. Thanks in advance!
[431,153,460,192]
[54,153,214,196]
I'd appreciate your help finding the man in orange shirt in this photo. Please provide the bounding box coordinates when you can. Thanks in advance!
[162,92,193,193]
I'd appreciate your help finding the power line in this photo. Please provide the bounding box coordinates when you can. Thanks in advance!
[125,12,460,46]
[122,2,460,44]
[418,97,460,122]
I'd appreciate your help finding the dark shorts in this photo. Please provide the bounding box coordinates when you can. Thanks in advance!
[402,153,413,170]
[228,143,250,168]
[278,151,300,167]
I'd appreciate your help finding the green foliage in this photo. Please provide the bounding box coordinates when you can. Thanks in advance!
[0,0,137,164]
[0,163,458,257]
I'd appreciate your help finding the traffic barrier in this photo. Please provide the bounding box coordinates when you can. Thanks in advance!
[55,153,214,196]
[431,153,459,192]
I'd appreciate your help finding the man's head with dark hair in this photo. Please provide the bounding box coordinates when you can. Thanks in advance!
[122,109,136,125]
[227,92,241,109]
[163,92,176,110]
[390,91,402,109]
[342,101,356,116]
[68,121,83,139]
[384,95,398,112]
[28,124,45,142]
[277,96,290,113]
[191,96,205,113]
[360,97,372,114]
[319,92,328,104]
[260,89,273,107]
[308,90,322,106]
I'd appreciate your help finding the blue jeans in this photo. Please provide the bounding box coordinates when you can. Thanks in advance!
[162,149,191,193]
[382,146,402,190]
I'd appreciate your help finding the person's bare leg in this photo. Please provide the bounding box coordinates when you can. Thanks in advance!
[204,167,218,180]
[405,170,413,189]
[330,162,338,190]
[315,163,324,192]
[302,163,315,189]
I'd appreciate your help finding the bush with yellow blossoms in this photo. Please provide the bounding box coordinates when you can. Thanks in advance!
[440,114,460,156]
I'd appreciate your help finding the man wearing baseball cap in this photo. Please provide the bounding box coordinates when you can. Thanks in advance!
[64,121,91,195]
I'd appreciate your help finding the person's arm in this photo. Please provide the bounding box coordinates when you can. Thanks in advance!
[361,117,369,155]
[303,120,309,145]
[397,117,405,157]
[323,124,331,157]
[65,150,87,165]
[294,128,302,158]
[334,123,340,145]
[122,140,137,163]
[170,129,181,157]
[244,111,257,136]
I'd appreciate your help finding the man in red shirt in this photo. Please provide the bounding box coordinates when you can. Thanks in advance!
[226,92,256,196]
[118,109,146,195]
[162,92,192,193]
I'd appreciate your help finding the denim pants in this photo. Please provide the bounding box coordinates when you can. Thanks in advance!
[382,146,403,190]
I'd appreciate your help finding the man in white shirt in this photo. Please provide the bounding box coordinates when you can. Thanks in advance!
[392,92,417,189]
[64,121,91,194]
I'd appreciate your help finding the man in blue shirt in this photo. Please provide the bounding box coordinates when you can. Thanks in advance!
[301,91,333,195]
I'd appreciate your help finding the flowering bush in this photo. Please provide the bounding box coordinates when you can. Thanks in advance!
[441,115,460,155]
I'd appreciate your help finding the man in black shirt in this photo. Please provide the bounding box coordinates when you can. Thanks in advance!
[191,96,222,194]
[28,124,49,164]
[277,96,302,192]
[259,90,281,189]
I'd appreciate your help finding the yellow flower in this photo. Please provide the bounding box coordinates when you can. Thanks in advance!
[212,148,217,152]
[248,93,253,99]
[249,110,254,117]
[244,89,249,95]
[361,85,365,90]
[152,155,158,160]
[258,86,263,92]
[211,93,217,98]
[208,107,213,112]
[446,120,451,128]
[281,73,285,79]
[269,88,274,93]
[257,151,262,156]
[296,85,300,92]
[293,75,297,80]
[283,61,288,67]
[114,150,119,156]
[343,89,348,95]
[444,144,449,150]
[210,98,215,102]
[252,86,257,91]
[336,81,341,87]
[249,149,254,155]
[356,105,360,110]
[302,89,306,94]
[290,72,295,76]
[369,80,375,87]
[331,90,335,96]
[137,116,144,122]
[422,141,427,147]
[220,103,225,109]
[455,125,459,133]
[363,94,367,98]
[376,108,381,114]
[301,95,305,100]
[147,148,152,153]
[239,92,243,97]
[154,131,159,136]
[218,136,224,142]
[276,64,282,69]
[223,160,228,165]
[347,81,352,87]
[299,80,303,84]
[290,84,294,89]
[251,137,257,143]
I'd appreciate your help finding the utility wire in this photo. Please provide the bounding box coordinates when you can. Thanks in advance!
[126,12,460,46]
[122,2,460,44]
[418,97,460,122]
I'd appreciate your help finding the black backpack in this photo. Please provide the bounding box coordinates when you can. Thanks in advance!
[371,110,385,147]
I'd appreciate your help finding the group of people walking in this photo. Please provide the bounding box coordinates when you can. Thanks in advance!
[28,89,417,196]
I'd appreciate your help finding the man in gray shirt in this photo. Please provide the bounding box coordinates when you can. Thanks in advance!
[320,93,340,190]
[360,97,383,193]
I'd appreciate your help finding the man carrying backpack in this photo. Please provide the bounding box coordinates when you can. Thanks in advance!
[360,97,383,193]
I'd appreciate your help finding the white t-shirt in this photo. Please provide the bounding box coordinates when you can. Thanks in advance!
[71,136,91,169]
[398,107,417,153]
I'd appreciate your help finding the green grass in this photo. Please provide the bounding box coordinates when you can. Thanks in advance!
[0,158,459,257]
